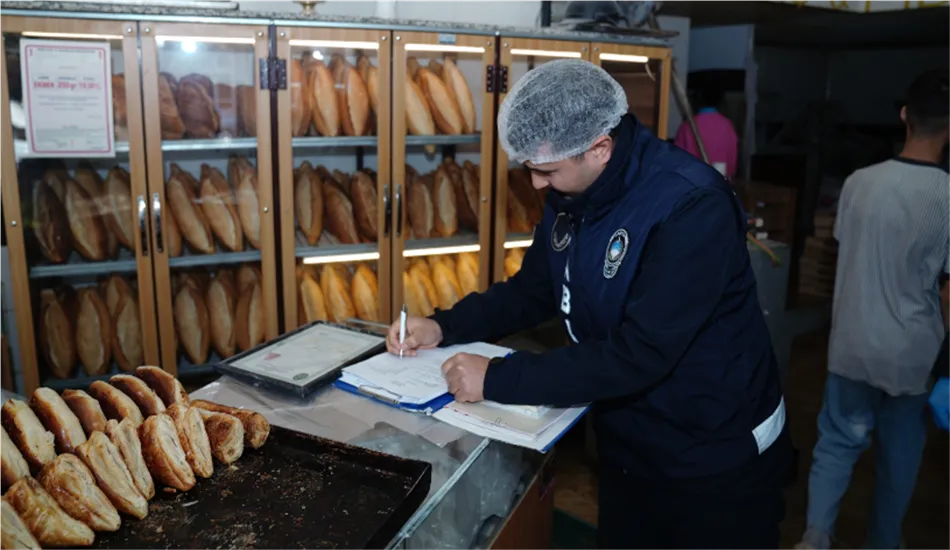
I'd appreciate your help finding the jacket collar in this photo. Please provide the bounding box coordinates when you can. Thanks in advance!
[546,114,639,219]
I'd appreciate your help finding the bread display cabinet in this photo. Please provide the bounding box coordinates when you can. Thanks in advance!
[275,26,393,332]
[491,35,672,284]
[390,30,496,320]
[1,16,161,394]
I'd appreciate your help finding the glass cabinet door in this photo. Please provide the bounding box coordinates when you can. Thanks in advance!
[392,31,496,321]
[276,27,392,333]
[139,23,275,377]
[492,39,591,284]
[593,43,671,139]
[1,17,159,394]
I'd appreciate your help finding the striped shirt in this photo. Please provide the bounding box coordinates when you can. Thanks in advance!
[828,158,949,395]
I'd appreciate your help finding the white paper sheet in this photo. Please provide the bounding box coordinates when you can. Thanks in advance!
[434,404,589,453]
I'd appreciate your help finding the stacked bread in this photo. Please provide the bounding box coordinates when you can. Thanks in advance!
[297,262,380,325]
[156,72,252,140]
[32,166,135,265]
[403,252,479,317]
[171,264,266,363]
[163,156,261,256]
[0,366,270,548]
[301,53,377,138]
[37,275,143,381]
[404,158,481,240]
[405,56,477,138]
[294,163,378,245]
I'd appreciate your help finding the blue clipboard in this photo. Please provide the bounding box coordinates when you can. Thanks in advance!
[334,379,456,415]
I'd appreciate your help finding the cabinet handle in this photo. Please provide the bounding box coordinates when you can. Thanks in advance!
[151,193,164,254]
[395,184,403,238]
[137,195,149,256]
[382,184,391,237]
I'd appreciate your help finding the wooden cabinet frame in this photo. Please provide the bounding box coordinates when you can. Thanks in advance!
[391,31,497,318]
[592,42,672,139]
[276,27,393,331]
[139,22,276,375]
[0,17,158,393]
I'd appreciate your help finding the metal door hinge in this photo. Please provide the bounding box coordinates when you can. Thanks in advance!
[486,64,508,93]
[259,57,287,90]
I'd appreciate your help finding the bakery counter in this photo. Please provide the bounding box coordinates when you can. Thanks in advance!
[192,374,554,549]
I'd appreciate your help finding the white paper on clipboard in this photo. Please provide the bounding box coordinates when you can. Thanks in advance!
[20,39,115,158]
[226,324,384,387]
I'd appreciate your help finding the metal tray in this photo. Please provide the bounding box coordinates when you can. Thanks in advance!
[93,426,432,549]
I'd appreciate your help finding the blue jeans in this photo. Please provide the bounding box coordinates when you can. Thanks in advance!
[804,373,929,549]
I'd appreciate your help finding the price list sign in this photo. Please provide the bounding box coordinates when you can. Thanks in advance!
[20,39,115,157]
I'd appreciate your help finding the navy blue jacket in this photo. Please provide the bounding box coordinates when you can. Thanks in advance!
[432,115,785,480]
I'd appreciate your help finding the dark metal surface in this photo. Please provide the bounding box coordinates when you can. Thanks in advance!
[92,426,432,549]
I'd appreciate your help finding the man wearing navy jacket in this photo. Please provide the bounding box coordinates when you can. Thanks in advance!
[387,59,791,549]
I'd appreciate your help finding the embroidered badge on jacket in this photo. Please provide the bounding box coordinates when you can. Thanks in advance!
[603,229,629,279]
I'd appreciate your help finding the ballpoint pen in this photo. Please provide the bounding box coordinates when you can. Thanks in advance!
[398,304,407,359]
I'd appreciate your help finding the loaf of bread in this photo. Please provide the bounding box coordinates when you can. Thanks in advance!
[105,418,154,500]
[38,289,76,379]
[350,170,378,241]
[88,381,144,427]
[509,168,543,226]
[196,409,244,465]
[76,431,148,519]
[235,279,265,352]
[351,264,379,322]
[404,264,435,317]
[37,453,121,532]
[457,252,479,296]
[206,275,236,359]
[229,156,262,249]
[1,426,30,491]
[199,164,243,251]
[165,403,213,479]
[33,180,71,264]
[432,165,458,237]
[290,59,311,137]
[73,165,117,258]
[75,289,112,376]
[407,175,435,239]
[432,261,463,310]
[417,67,463,135]
[237,85,256,137]
[29,388,86,455]
[306,60,340,137]
[295,162,323,245]
[139,414,195,492]
[334,60,370,137]
[101,166,135,251]
[64,179,108,261]
[109,374,165,417]
[112,73,128,138]
[505,247,525,279]
[158,72,186,140]
[405,76,435,138]
[4,477,95,547]
[135,366,190,407]
[100,274,126,315]
[62,389,108,436]
[1,399,56,474]
[236,264,262,294]
[191,400,269,449]
[322,181,360,244]
[111,290,143,373]
[320,264,355,323]
[357,55,379,118]
[506,180,534,234]
[441,58,476,133]
[214,83,240,138]
[298,269,328,323]
[165,196,183,257]
[173,286,210,365]
[0,498,40,550]
[167,164,214,254]
[178,73,219,138]
[331,169,350,194]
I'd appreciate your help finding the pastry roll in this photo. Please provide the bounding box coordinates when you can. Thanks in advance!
[75,432,147,519]
[166,164,214,254]
[191,400,269,449]
[306,60,340,137]
[199,164,243,251]
[351,264,379,322]
[32,180,71,264]
[110,374,166,417]
[138,414,195,492]
[177,73,219,138]
[87,381,144,427]
[105,418,154,500]
[350,170,378,242]
[37,453,121,532]
[164,404,213,479]
[158,72,186,140]
[1,427,30,491]
[38,289,76,380]
[234,280,265,352]
[103,167,135,250]
[206,276,236,359]
[0,500,40,550]
[1,400,55,474]
[64,179,108,261]
[322,183,360,244]
[295,161,324,245]
[229,156,261,249]
[135,366,189,408]
[29,388,86,454]
[196,409,244,465]
[417,67,463,135]
[61,390,107,436]
[174,286,211,365]
[112,291,144,373]
[4,477,95,547]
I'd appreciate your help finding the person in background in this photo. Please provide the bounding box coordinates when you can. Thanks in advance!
[389,59,791,549]
[796,68,949,550]
[673,79,739,179]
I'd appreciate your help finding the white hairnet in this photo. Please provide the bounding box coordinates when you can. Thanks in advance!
[497,59,628,165]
